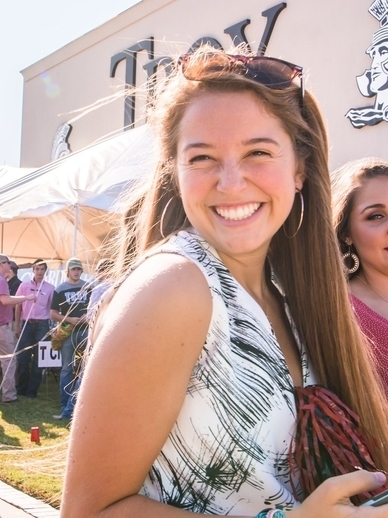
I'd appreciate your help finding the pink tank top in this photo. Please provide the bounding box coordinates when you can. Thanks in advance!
[350,294,388,398]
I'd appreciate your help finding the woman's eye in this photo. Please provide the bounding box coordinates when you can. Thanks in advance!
[367,212,384,220]
[189,155,211,163]
[249,150,269,157]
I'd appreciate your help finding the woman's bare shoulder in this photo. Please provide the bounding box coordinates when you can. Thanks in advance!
[92,252,212,355]
[114,252,209,310]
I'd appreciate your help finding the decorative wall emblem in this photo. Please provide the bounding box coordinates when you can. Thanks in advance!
[50,123,72,161]
[346,0,388,128]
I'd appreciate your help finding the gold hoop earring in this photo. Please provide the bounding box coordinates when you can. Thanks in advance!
[160,196,180,239]
[342,246,360,274]
[283,189,304,239]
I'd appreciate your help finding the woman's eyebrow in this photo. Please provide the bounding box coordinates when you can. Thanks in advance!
[360,202,386,213]
[241,137,279,146]
[181,142,213,153]
[182,137,279,153]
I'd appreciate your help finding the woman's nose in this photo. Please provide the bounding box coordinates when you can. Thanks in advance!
[216,163,246,192]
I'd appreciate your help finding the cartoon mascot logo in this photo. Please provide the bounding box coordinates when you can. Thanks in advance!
[346,0,388,128]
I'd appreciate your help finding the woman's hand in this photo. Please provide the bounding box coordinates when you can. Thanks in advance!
[289,470,388,517]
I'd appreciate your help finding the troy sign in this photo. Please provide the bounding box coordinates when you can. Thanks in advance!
[110,2,287,128]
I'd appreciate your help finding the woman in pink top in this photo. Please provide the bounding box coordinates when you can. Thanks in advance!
[332,157,388,396]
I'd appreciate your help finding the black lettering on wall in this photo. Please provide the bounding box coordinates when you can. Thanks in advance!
[109,3,288,128]
[224,19,251,50]
[110,39,154,129]
[258,3,287,54]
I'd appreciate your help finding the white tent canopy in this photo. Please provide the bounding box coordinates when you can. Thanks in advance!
[0,124,157,272]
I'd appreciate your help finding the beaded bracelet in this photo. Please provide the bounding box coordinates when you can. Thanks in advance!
[254,508,286,518]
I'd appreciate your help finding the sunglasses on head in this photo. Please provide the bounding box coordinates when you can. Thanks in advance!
[178,52,305,110]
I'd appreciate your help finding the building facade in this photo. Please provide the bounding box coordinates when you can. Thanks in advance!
[20,0,388,171]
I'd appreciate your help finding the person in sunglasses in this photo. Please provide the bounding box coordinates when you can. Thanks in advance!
[61,47,388,518]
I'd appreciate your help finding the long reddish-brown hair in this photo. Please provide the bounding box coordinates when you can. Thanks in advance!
[111,47,388,471]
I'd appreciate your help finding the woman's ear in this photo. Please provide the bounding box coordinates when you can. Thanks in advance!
[295,162,306,191]
[296,179,304,192]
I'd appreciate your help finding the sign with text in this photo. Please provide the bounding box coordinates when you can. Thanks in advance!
[38,341,62,368]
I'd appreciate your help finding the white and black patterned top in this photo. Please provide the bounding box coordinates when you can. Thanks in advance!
[135,229,316,515]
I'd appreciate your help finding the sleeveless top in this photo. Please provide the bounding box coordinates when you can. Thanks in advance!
[350,294,388,399]
[131,230,316,515]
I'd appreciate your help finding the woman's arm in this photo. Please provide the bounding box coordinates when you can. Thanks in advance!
[61,252,388,518]
[61,253,216,517]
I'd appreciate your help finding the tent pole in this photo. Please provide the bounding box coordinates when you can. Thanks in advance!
[73,205,79,256]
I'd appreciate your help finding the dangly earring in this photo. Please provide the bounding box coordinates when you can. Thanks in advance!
[342,245,360,274]
[283,189,305,239]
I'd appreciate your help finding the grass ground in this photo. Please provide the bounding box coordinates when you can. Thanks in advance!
[0,369,69,509]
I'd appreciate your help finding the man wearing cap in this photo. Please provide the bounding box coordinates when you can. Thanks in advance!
[50,257,90,419]
[14,259,55,398]
[0,255,36,403]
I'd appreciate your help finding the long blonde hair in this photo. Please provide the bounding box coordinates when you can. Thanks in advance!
[111,47,388,470]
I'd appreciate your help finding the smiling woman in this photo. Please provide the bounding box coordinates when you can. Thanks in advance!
[61,46,388,517]
[176,91,302,266]
[332,157,388,398]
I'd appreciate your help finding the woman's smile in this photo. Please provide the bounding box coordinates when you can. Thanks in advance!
[214,202,262,221]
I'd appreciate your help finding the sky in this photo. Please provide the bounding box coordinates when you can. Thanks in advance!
[0,0,140,168]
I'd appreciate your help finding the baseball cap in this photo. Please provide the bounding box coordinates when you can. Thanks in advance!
[66,257,83,270]
[0,254,10,264]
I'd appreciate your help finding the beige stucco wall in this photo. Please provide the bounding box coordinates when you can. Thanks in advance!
[20,0,388,171]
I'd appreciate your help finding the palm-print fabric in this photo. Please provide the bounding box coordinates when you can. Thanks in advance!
[135,229,316,515]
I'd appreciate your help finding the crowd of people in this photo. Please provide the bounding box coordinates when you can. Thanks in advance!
[1,46,388,517]
[0,256,111,418]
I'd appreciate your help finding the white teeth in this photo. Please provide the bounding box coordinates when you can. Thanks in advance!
[215,202,261,221]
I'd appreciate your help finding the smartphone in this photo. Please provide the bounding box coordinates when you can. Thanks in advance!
[361,489,388,507]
